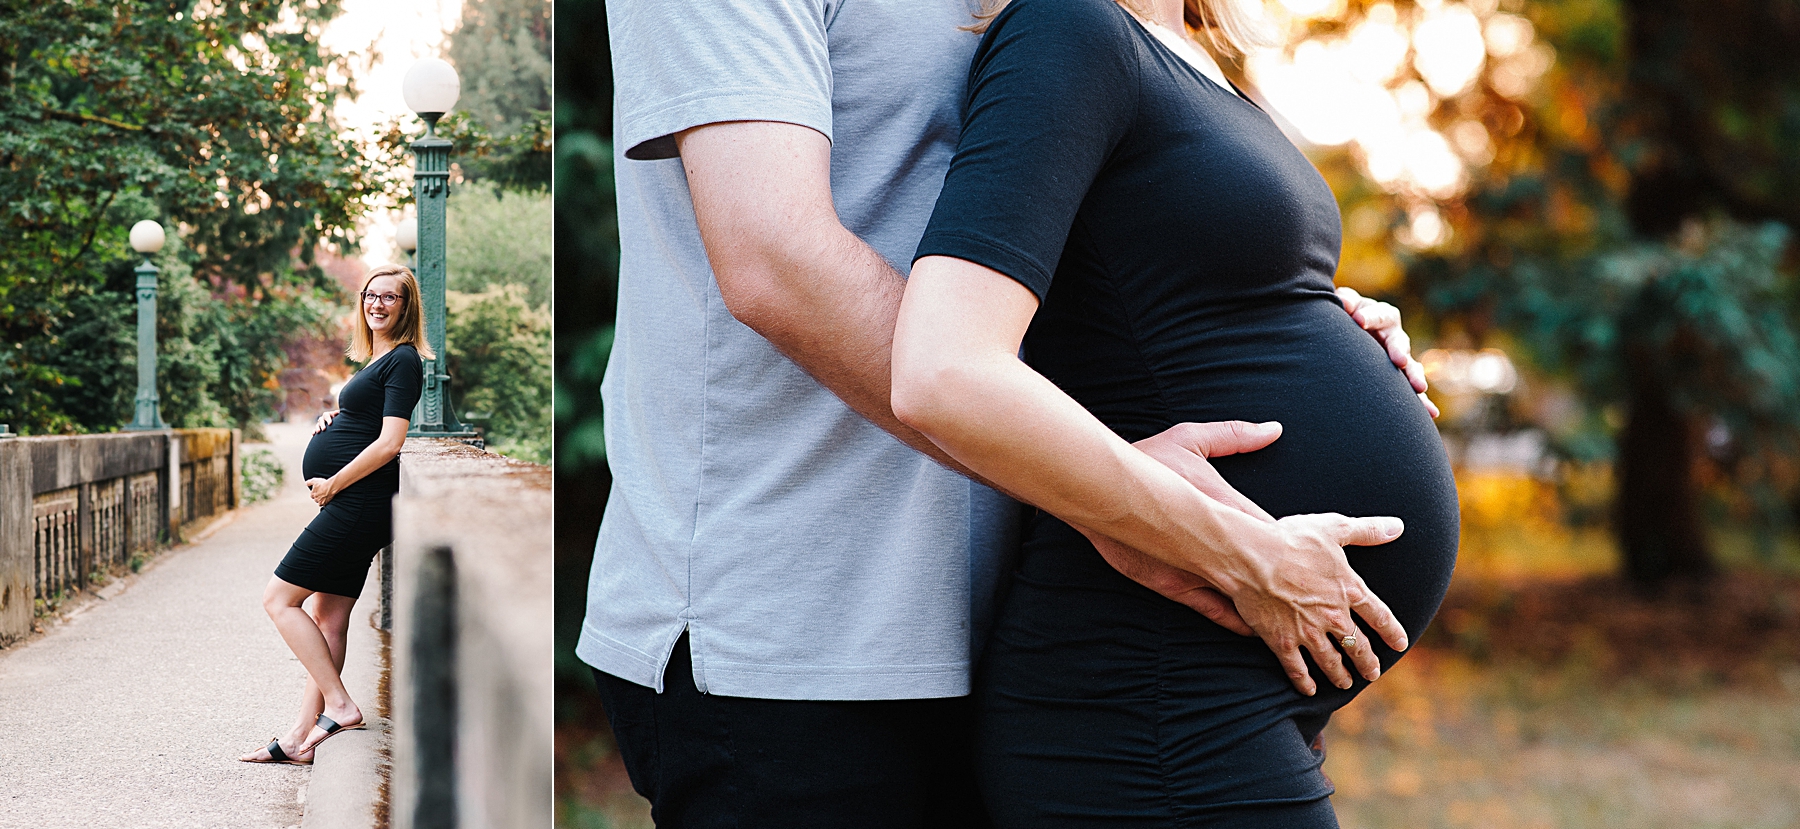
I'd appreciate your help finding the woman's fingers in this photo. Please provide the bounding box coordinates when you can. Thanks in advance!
[1273,640,1318,697]
[1333,515,1404,547]
[1326,517,1411,652]
[1307,626,1356,690]
[1351,582,1410,652]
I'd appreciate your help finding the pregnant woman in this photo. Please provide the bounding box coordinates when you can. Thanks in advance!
[240,264,426,765]
[890,0,1458,824]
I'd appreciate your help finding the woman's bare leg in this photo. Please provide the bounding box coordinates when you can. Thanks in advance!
[278,592,359,749]
[260,576,363,751]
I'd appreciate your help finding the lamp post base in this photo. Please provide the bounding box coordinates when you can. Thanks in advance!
[125,395,166,431]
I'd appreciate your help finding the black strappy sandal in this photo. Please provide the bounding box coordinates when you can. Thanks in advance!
[242,738,312,766]
[303,712,368,752]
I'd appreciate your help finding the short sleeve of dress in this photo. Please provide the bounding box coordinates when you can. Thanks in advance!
[913,0,1140,302]
[382,346,424,420]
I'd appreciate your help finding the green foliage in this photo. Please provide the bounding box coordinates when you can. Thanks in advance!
[556,325,614,473]
[448,183,552,309]
[444,0,552,191]
[447,286,552,465]
[239,447,285,504]
[450,0,551,130]
[1391,0,1800,579]
[0,0,396,434]
[1433,221,1800,440]
[552,133,620,477]
[0,0,400,290]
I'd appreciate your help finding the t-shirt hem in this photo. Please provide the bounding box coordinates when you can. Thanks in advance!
[577,626,672,693]
[577,622,971,700]
[915,230,1053,302]
[620,88,833,161]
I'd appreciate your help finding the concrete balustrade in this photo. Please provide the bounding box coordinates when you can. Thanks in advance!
[0,429,239,644]
[388,438,551,829]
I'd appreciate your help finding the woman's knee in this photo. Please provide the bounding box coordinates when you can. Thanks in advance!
[262,577,310,617]
[310,596,357,639]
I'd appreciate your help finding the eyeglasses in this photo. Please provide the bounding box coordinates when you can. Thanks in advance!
[361,291,403,307]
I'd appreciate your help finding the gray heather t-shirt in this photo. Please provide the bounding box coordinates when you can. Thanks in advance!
[577,0,1020,701]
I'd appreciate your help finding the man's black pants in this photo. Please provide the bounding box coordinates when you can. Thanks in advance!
[592,633,992,828]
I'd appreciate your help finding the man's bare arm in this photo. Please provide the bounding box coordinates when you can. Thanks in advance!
[676,120,986,479]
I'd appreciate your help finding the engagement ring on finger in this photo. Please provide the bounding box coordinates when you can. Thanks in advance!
[1339,633,1357,650]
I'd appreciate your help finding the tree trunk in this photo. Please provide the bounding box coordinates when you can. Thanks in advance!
[1614,371,1716,586]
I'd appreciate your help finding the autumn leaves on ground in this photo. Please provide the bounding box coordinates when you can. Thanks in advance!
[1329,572,1800,829]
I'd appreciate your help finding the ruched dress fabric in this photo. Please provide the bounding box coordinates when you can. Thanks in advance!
[275,344,423,599]
[913,0,1460,825]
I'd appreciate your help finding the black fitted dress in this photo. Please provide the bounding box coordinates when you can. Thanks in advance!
[914,0,1459,825]
[275,344,422,598]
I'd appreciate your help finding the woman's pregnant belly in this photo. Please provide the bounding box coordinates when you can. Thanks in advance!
[983,297,1458,821]
[1028,295,1460,640]
[301,417,399,499]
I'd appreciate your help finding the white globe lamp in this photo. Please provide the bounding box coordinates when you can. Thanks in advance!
[129,220,165,255]
[402,58,461,119]
[396,216,419,254]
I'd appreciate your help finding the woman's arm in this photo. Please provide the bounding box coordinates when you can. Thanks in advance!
[892,255,1410,695]
[305,416,409,507]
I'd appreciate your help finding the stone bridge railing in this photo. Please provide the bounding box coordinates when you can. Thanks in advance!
[0,429,238,643]
[388,438,550,829]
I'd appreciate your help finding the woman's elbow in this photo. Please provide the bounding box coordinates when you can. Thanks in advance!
[891,358,963,434]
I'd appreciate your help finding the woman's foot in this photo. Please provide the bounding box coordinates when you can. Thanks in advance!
[239,737,314,765]
[296,703,364,753]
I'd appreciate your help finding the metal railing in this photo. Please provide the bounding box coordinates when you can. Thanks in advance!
[0,429,238,642]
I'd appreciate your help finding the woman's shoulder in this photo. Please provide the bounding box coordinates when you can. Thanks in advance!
[978,0,1142,78]
[988,0,1137,43]
[380,343,424,373]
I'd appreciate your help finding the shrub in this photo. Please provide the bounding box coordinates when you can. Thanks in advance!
[240,448,285,504]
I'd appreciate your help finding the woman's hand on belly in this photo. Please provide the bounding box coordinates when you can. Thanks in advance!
[1225,513,1409,694]
[305,477,339,507]
[312,409,338,435]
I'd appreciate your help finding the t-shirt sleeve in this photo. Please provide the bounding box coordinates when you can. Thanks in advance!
[608,0,833,160]
[914,0,1140,302]
[383,348,424,420]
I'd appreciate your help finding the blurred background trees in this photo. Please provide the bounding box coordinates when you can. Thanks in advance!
[549,0,620,823]
[1242,0,1800,587]
[0,0,390,435]
[437,0,554,463]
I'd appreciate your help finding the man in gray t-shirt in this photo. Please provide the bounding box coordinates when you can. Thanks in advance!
[582,0,1432,823]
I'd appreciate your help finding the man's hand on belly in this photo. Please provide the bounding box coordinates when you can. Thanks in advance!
[1079,421,1284,637]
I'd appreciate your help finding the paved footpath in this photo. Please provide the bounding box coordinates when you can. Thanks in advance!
[0,423,380,829]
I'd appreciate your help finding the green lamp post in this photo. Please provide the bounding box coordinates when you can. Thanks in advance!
[125,220,168,431]
[401,58,475,439]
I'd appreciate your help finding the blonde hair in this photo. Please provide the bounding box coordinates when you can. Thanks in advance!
[971,0,1277,58]
[348,264,436,362]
